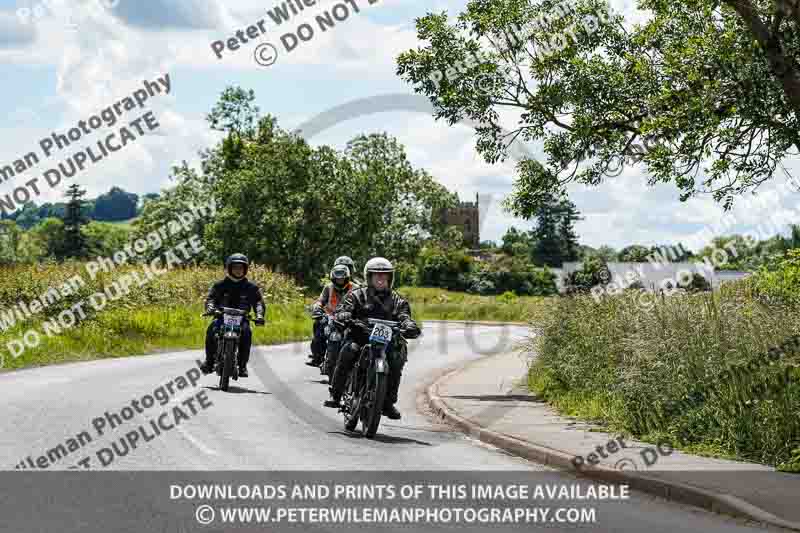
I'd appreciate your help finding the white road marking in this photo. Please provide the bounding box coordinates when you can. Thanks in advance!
[164,385,220,456]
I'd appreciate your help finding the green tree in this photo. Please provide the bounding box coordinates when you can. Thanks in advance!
[131,164,214,265]
[417,243,474,290]
[63,184,87,259]
[558,198,582,263]
[397,0,800,214]
[619,245,652,262]
[564,255,612,294]
[93,187,139,221]
[82,221,132,258]
[500,226,533,255]
[529,193,582,267]
[14,202,41,229]
[198,87,457,285]
[30,218,67,259]
[586,245,618,262]
[0,220,22,264]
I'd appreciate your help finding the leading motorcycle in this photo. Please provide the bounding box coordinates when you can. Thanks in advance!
[341,318,405,438]
[203,306,251,392]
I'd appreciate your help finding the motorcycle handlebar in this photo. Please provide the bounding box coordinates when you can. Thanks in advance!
[203,308,261,323]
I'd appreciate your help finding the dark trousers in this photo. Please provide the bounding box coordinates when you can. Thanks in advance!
[310,318,327,361]
[205,318,252,367]
[331,332,406,406]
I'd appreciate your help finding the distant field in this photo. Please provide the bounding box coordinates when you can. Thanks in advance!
[397,286,557,324]
[105,217,138,227]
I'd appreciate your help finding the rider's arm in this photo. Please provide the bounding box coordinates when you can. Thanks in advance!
[251,284,266,321]
[334,290,357,323]
[313,286,330,314]
[395,299,421,339]
[205,281,222,314]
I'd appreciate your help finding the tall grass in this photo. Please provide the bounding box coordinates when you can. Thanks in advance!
[528,280,800,469]
[0,263,308,371]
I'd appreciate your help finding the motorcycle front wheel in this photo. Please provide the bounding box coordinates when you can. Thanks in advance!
[219,338,236,391]
[324,341,340,383]
[343,371,360,432]
[362,371,387,439]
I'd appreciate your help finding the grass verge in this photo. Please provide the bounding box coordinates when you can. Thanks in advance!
[0,302,312,372]
[526,280,800,471]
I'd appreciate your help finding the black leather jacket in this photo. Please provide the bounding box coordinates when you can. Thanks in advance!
[335,287,421,339]
[205,277,266,319]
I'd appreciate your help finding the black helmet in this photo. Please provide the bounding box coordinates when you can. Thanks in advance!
[333,256,356,276]
[225,253,249,281]
[330,264,350,288]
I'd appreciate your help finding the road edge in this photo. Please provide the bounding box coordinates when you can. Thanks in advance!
[423,353,800,532]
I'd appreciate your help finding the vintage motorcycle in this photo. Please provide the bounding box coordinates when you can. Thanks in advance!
[341,318,406,438]
[320,316,345,382]
[203,306,251,392]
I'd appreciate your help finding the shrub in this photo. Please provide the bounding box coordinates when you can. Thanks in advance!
[417,245,473,291]
[393,260,418,287]
[496,291,519,305]
[749,248,800,308]
[563,256,612,294]
[466,256,557,296]
[681,272,711,292]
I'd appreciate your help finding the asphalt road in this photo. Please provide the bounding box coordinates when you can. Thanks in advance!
[0,322,777,532]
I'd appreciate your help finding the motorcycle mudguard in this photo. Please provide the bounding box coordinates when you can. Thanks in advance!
[374,355,388,373]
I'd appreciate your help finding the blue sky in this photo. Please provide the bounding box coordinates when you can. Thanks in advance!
[0,0,798,250]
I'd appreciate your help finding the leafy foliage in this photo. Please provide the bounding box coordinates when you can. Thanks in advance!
[188,86,458,287]
[93,187,139,221]
[397,0,800,213]
[563,255,612,294]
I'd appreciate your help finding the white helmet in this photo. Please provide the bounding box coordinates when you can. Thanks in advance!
[363,257,395,291]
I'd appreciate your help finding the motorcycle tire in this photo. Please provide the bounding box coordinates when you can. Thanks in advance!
[362,372,387,439]
[324,342,340,383]
[343,372,360,432]
[219,338,236,392]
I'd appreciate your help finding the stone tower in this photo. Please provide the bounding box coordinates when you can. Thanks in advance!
[440,193,480,249]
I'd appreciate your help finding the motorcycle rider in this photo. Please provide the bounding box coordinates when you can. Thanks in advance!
[200,253,266,378]
[334,256,363,286]
[306,263,356,367]
[324,257,421,420]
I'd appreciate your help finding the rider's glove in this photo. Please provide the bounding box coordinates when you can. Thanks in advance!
[400,319,420,339]
[336,311,352,324]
